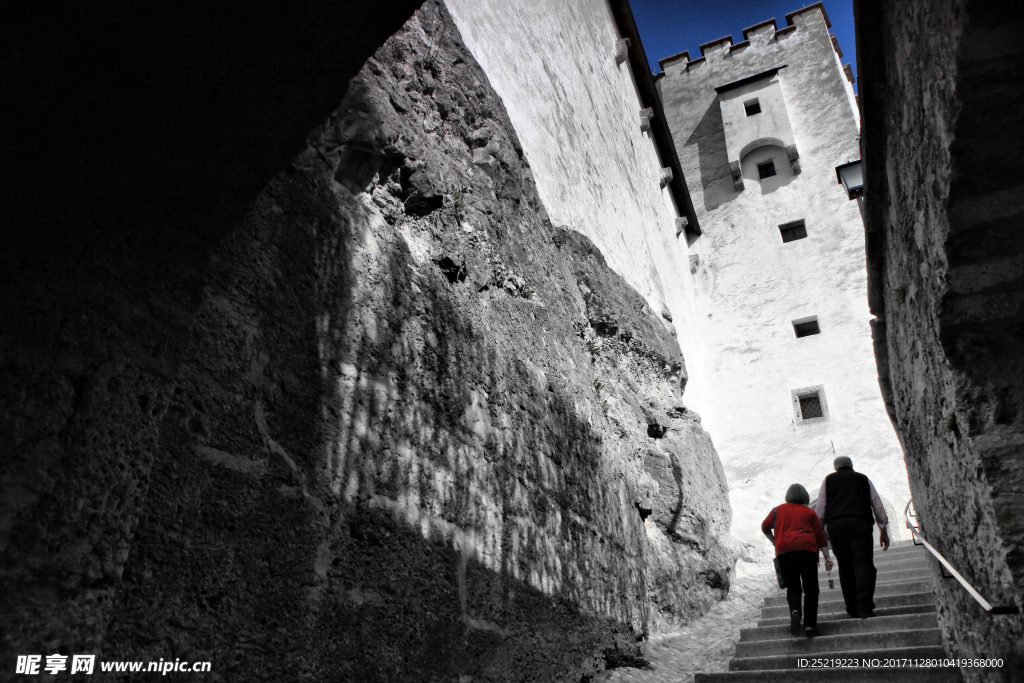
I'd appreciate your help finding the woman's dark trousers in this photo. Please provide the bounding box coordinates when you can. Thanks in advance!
[777,550,820,627]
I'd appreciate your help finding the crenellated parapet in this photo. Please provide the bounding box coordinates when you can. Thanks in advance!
[657,2,852,79]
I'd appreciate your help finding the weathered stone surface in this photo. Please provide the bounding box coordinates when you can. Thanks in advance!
[858,0,1024,677]
[0,0,425,666]
[0,4,734,680]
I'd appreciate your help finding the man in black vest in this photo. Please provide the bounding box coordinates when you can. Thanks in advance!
[815,456,889,618]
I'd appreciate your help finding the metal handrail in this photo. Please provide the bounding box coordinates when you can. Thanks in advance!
[904,500,1019,615]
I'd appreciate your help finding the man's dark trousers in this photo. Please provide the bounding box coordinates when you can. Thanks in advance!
[826,517,876,617]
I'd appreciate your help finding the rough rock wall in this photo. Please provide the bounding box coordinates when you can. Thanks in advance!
[857,0,1024,677]
[1,3,733,680]
[1,0,423,664]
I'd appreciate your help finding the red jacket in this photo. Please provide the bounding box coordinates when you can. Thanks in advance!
[762,503,828,555]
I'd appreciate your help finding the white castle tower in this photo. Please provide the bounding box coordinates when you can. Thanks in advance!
[657,3,910,548]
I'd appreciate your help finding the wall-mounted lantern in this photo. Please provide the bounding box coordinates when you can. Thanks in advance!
[835,160,863,200]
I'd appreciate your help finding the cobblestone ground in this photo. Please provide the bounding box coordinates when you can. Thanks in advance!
[596,565,775,683]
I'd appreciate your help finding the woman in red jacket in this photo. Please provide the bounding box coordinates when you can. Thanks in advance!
[762,483,834,637]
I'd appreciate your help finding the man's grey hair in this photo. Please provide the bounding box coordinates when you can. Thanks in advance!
[834,456,853,470]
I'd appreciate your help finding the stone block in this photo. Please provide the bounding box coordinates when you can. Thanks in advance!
[659,167,673,188]
[614,38,631,64]
[639,107,654,133]
[675,216,688,237]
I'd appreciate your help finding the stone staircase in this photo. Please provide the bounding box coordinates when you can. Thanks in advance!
[695,541,963,682]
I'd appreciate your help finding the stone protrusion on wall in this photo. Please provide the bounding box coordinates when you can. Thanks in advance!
[614,38,631,65]
[830,34,843,58]
[674,216,688,237]
[639,107,654,133]
[843,64,855,84]
[689,254,700,274]
[659,167,673,188]
[729,160,744,191]
[785,144,801,175]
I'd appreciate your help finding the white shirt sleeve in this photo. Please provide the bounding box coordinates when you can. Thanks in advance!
[867,478,888,530]
[815,479,827,522]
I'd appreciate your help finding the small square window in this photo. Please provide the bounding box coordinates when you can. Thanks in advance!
[757,161,776,179]
[779,220,807,243]
[744,99,761,116]
[793,317,821,338]
[799,394,823,418]
[792,385,829,424]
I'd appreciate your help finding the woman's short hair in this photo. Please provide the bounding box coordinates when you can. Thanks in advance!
[785,483,810,505]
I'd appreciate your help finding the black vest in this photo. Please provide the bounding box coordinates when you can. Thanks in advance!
[824,468,873,524]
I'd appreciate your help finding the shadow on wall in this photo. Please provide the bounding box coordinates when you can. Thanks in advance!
[687,100,737,212]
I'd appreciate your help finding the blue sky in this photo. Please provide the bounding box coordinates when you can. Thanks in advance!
[630,0,857,87]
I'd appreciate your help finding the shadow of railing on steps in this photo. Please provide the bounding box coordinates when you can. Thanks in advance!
[905,500,1019,614]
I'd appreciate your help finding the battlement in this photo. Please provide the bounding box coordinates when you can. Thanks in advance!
[699,35,733,56]
[657,50,689,71]
[785,2,831,29]
[657,2,846,73]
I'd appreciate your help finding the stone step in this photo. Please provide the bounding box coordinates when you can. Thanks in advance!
[760,591,935,620]
[758,602,936,627]
[764,580,932,608]
[870,555,928,568]
[795,554,930,571]
[869,542,924,556]
[741,613,939,642]
[871,556,930,570]
[770,568,932,596]
[839,557,929,573]
[872,541,924,553]
[695,666,962,682]
[810,557,930,575]
[729,644,947,671]
[822,560,930,576]
[734,627,941,658]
